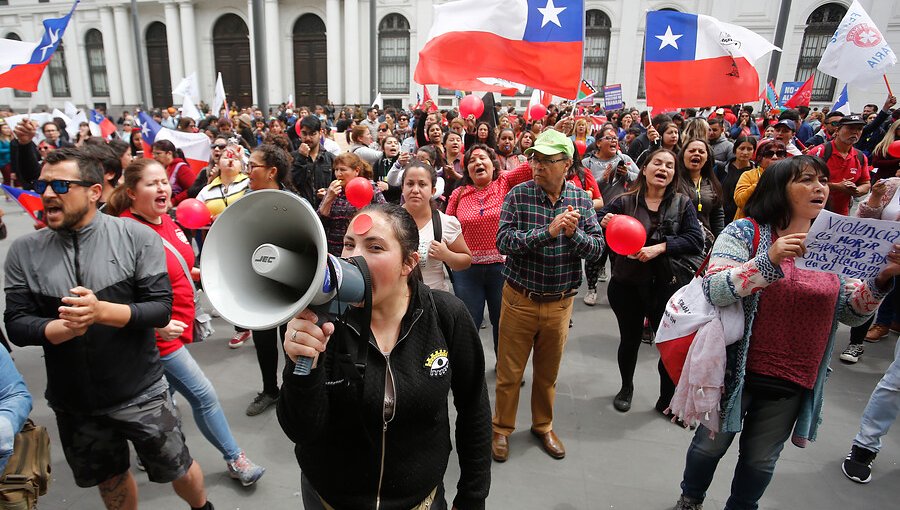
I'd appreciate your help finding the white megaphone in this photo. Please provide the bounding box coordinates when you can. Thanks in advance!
[200,190,368,375]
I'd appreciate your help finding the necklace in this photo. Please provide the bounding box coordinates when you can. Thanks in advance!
[694,176,703,212]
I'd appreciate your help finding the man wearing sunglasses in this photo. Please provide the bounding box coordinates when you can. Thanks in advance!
[4,148,216,510]
[805,111,845,148]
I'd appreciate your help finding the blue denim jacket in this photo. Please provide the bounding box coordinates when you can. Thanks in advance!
[0,348,32,471]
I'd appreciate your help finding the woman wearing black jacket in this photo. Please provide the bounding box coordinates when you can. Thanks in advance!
[677,138,726,239]
[278,203,491,510]
[721,135,757,225]
[598,148,704,417]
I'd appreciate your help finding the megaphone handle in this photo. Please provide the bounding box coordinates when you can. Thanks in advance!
[291,311,336,376]
[293,356,314,376]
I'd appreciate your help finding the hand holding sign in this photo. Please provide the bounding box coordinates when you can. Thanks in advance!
[799,210,900,280]
[769,233,807,265]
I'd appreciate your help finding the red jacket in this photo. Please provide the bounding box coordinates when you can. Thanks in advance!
[167,158,198,205]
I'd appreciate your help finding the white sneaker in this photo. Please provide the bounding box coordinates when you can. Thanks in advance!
[598,266,609,283]
[583,290,597,306]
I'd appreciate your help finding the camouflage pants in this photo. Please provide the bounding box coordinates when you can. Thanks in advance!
[55,392,193,487]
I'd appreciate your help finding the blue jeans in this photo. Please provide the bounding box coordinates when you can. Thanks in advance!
[854,338,900,453]
[161,347,241,462]
[680,388,802,510]
[452,263,504,354]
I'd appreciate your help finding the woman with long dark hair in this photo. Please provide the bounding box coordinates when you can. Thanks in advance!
[598,148,704,415]
[673,156,900,510]
[677,138,725,239]
[721,136,758,224]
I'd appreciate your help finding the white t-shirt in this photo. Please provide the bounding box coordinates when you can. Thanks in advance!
[417,210,462,292]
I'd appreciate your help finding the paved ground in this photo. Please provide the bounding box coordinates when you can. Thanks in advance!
[1,200,897,509]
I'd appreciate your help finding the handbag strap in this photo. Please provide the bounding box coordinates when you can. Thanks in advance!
[160,237,198,302]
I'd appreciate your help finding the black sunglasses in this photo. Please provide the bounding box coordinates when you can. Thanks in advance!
[760,150,788,158]
[211,143,227,149]
[35,179,97,195]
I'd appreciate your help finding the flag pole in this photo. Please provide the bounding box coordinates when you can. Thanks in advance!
[884,75,893,97]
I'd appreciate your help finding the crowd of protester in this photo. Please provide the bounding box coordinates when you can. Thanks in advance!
[1,92,900,510]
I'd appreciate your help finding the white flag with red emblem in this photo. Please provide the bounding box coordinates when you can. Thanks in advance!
[817,0,896,86]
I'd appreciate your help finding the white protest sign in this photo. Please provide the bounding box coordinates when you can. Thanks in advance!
[799,210,900,279]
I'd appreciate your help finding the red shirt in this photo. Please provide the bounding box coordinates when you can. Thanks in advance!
[168,158,199,205]
[567,171,601,201]
[807,143,870,216]
[121,209,195,356]
[746,257,839,389]
[446,163,532,264]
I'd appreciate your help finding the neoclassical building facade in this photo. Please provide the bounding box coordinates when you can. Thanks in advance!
[0,0,898,112]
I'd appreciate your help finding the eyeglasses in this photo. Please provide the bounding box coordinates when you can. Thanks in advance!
[378,127,389,132]
[35,179,97,195]
[601,137,619,143]
[248,163,269,171]
[760,150,788,158]
[211,143,227,150]
[828,121,841,126]
[527,155,567,165]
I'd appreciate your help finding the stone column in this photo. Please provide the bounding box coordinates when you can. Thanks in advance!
[98,7,124,106]
[163,0,185,101]
[264,0,282,104]
[178,1,200,96]
[113,5,139,105]
[326,0,343,104]
[343,0,359,103]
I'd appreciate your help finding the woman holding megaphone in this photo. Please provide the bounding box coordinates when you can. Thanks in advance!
[597,148,704,417]
[278,203,491,510]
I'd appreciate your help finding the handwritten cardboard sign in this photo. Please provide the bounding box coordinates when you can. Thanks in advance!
[799,210,900,279]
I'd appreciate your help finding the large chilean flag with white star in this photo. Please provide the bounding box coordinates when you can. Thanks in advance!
[414,0,584,99]
[644,10,780,109]
[0,1,79,92]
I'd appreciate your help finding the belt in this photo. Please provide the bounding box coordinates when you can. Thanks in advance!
[507,280,577,303]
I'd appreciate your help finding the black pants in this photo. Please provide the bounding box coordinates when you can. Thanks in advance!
[607,279,677,405]
[252,324,288,396]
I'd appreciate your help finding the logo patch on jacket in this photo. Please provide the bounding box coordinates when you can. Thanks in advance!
[424,349,449,377]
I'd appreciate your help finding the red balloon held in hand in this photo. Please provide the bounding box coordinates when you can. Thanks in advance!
[606,215,647,256]
[345,177,374,208]
[574,139,587,156]
[529,104,547,121]
[175,199,212,229]
[888,140,900,159]
[459,95,485,118]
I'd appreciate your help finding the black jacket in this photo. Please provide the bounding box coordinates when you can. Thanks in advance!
[4,213,172,413]
[277,281,491,510]
[291,148,335,207]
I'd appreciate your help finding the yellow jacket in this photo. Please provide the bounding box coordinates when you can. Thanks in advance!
[733,167,764,220]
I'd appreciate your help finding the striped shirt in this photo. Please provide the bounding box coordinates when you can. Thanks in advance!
[497,180,604,294]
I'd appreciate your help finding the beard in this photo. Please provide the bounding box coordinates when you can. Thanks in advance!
[47,202,92,231]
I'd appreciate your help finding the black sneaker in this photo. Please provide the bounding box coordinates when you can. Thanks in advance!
[641,325,655,344]
[840,344,864,364]
[842,445,877,484]
[246,392,278,416]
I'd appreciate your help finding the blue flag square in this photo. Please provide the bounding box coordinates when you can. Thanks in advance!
[523,0,583,43]
[645,11,698,63]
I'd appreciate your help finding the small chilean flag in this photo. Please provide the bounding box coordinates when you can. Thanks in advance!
[138,112,211,176]
[89,109,117,139]
[0,1,79,92]
[2,185,43,222]
[415,0,584,99]
[644,10,780,109]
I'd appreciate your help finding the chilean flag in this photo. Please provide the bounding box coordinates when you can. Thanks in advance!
[138,112,211,176]
[89,109,117,139]
[414,0,584,99]
[2,185,43,223]
[644,10,780,109]
[0,1,79,92]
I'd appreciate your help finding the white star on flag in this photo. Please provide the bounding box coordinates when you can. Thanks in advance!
[538,0,566,29]
[656,25,682,50]
[39,28,60,61]
[142,125,150,137]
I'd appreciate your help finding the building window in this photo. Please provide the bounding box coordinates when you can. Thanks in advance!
[4,33,30,97]
[796,3,847,102]
[48,40,70,97]
[378,14,410,94]
[584,10,611,90]
[85,29,109,97]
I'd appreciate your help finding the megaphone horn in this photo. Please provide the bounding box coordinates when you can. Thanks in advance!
[200,190,367,375]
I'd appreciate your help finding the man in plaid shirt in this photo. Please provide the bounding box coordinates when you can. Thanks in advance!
[491,129,604,462]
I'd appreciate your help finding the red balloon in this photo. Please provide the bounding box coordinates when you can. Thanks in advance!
[459,95,485,118]
[529,104,547,121]
[888,140,900,159]
[345,177,374,209]
[574,139,587,156]
[606,215,647,256]
[176,198,212,229]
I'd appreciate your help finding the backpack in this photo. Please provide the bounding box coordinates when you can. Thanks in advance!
[0,420,51,510]
[820,140,866,170]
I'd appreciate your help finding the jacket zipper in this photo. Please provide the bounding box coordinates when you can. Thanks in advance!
[373,308,423,510]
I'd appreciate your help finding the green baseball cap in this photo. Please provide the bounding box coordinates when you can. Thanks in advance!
[525,129,574,159]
